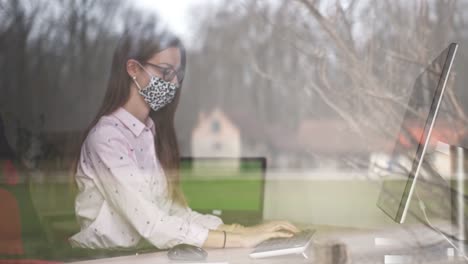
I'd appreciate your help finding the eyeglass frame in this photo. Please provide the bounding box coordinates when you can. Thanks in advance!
[141,61,184,84]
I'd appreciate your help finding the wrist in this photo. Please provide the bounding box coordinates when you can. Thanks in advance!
[225,232,243,248]
[230,223,247,233]
[216,224,230,232]
[217,224,245,233]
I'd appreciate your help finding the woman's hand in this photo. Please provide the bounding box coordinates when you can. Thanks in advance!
[207,221,300,248]
[238,229,294,248]
[218,221,300,235]
[240,221,300,235]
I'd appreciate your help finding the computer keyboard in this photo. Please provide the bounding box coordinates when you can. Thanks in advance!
[249,229,316,259]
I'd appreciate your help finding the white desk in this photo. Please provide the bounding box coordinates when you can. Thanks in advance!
[68,247,314,264]
[68,224,467,264]
[67,225,356,264]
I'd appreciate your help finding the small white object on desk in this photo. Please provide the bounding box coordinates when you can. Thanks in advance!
[384,255,412,264]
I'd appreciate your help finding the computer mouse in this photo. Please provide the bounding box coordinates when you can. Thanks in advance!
[167,243,208,261]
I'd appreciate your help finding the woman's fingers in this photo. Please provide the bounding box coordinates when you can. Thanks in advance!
[271,221,300,231]
[267,222,300,233]
[279,221,301,233]
[249,221,301,235]
[265,231,294,240]
[247,228,298,247]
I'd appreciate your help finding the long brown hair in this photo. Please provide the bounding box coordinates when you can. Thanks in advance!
[72,28,187,206]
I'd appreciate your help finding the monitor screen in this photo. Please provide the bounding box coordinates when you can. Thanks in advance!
[180,157,265,225]
[377,43,458,223]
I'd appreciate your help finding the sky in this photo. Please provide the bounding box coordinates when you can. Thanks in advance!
[134,0,223,41]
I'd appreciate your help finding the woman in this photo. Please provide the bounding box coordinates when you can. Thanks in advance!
[69,28,299,250]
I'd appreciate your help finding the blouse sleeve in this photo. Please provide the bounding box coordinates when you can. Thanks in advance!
[86,127,209,249]
[169,200,224,230]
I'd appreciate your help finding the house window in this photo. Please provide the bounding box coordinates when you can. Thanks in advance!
[211,120,220,133]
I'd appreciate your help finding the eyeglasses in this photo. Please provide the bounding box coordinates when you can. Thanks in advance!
[143,62,184,83]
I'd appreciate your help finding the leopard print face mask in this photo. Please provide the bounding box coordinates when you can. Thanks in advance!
[132,64,179,112]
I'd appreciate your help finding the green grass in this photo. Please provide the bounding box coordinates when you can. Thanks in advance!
[180,160,264,211]
[181,178,263,211]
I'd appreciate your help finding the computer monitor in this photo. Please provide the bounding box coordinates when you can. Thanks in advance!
[179,157,266,225]
[377,43,458,223]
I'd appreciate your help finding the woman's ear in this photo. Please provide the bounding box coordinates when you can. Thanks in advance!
[126,59,140,78]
